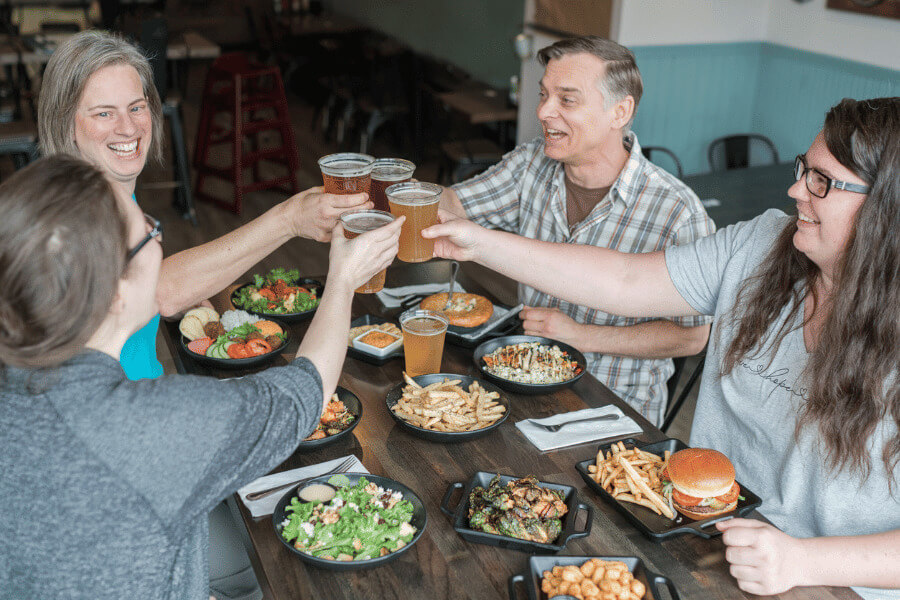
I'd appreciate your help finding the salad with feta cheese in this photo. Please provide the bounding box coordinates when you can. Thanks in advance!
[280,477,418,561]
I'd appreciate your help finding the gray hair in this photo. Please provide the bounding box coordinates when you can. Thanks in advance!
[538,36,643,127]
[38,29,163,163]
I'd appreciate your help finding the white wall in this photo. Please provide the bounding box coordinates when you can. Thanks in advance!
[616,0,768,46]
[766,0,900,71]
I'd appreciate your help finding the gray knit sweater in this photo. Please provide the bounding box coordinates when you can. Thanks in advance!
[0,350,322,600]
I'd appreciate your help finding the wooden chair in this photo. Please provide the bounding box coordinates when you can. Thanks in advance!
[708,134,779,172]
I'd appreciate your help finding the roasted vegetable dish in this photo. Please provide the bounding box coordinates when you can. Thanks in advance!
[305,395,356,441]
[233,267,319,315]
[467,475,568,543]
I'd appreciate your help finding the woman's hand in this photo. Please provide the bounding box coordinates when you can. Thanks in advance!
[718,518,807,595]
[520,306,584,346]
[421,210,487,262]
[328,217,404,291]
[287,187,373,242]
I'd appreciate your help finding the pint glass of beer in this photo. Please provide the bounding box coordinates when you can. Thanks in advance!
[386,181,442,263]
[399,309,448,377]
[370,158,415,212]
[339,209,396,293]
[318,153,375,195]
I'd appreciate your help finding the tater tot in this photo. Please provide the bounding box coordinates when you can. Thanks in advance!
[557,581,570,594]
[580,560,596,578]
[552,565,564,577]
[562,566,584,583]
[541,579,553,593]
[619,571,633,586]
[605,568,624,581]
[591,566,605,583]
[580,579,600,597]
[600,593,616,600]
[630,580,646,597]
[599,579,622,594]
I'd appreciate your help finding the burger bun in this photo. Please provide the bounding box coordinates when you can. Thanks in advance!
[667,448,735,498]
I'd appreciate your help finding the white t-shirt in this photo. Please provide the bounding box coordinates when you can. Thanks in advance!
[665,209,900,600]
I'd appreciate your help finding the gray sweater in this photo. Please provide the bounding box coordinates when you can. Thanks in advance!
[0,350,322,600]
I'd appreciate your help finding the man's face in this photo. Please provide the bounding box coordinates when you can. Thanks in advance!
[536,53,620,166]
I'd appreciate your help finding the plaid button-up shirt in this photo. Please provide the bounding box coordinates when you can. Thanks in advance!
[452,134,715,426]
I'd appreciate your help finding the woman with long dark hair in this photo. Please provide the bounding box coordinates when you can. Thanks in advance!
[424,97,900,598]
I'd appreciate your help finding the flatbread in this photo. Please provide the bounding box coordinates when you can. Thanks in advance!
[420,293,493,328]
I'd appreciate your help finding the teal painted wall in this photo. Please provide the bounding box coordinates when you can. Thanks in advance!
[325,0,521,89]
[630,42,900,175]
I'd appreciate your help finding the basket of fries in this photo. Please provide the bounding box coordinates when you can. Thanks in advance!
[575,439,762,541]
[385,373,510,442]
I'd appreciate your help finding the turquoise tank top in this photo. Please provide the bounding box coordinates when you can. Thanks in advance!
[120,193,163,380]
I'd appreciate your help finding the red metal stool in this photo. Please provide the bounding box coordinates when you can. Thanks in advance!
[193,53,300,215]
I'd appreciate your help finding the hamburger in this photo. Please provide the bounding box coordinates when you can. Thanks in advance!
[661,448,740,520]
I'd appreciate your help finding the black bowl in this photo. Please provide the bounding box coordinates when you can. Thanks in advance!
[231,277,323,323]
[575,437,763,541]
[473,335,587,395]
[295,387,362,451]
[180,317,290,370]
[508,555,680,600]
[273,472,427,571]
[385,373,510,443]
[440,471,592,553]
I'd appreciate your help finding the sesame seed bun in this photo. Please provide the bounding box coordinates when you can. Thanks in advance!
[667,448,735,498]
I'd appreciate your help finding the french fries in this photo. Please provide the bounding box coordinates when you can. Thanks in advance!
[586,441,675,520]
[391,373,506,433]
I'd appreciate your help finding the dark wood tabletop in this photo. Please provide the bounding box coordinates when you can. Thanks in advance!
[162,260,860,600]
[684,162,796,229]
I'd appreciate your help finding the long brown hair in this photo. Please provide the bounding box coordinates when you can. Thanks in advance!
[0,156,127,369]
[721,97,900,486]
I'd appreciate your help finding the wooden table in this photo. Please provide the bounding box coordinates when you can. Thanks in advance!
[162,260,859,600]
[684,163,796,229]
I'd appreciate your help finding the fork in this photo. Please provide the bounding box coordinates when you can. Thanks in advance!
[528,413,620,433]
[245,455,357,501]
[443,261,460,310]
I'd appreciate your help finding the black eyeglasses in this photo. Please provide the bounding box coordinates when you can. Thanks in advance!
[793,155,870,199]
[127,213,163,261]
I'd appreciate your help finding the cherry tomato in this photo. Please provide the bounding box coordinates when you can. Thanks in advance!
[227,343,251,359]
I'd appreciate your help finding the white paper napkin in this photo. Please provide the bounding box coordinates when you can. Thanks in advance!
[237,455,368,518]
[516,406,642,452]
[375,283,469,308]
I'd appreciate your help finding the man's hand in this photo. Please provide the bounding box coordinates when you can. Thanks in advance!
[288,186,372,242]
[519,306,584,347]
[421,209,483,262]
[718,519,807,595]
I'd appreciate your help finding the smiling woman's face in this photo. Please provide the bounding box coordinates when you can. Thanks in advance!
[73,63,151,187]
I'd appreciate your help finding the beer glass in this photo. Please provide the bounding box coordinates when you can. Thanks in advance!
[386,181,442,263]
[399,309,448,377]
[339,209,396,293]
[318,153,375,195]
[370,158,415,212]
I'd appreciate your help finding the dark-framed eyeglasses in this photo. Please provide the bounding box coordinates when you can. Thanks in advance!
[127,213,163,261]
[793,154,870,199]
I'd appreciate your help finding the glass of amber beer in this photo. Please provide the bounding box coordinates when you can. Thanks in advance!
[339,209,396,293]
[399,309,448,377]
[370,158,415,212]
[318,153,375,195]
[386,181,442,263]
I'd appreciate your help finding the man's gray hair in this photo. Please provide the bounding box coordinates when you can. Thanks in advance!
[538,36,643,126]
[38,30,163,162]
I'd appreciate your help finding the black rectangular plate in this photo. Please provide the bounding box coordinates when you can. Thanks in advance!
[510,555,679,600]
[444,303,523,348]
[442,471,591,554]
[346,315,403,366]
[575,438,762,541]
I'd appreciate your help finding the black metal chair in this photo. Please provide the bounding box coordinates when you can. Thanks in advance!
[661,353,706,434]
[641,145,684,179]
[707,134,779,172]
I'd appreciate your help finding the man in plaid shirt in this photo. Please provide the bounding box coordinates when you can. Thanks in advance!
[438,37,714,426]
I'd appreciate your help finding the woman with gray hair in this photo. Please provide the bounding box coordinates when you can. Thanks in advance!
[37,29,371,381]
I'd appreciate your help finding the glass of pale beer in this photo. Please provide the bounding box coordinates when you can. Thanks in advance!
[318,153,375,195]
[399,309,448,376]
[370,158,415,212]
[386,181,442,263]
[339,209,396,293]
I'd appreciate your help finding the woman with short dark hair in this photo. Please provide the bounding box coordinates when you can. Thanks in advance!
[0,155,401,599]
[38,30,372,380]
[424,97,900,598]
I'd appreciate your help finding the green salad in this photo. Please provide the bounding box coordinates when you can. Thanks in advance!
[233,267,319,315]
[280,477,418,561]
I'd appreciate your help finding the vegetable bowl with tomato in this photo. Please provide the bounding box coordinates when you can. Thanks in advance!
[231,268,323,323]
[179,309,290,370]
